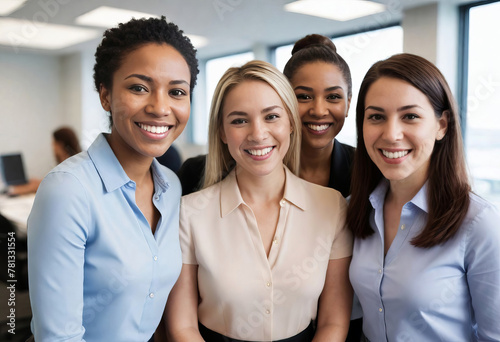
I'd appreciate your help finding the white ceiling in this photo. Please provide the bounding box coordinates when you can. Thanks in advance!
[0,0,478,59]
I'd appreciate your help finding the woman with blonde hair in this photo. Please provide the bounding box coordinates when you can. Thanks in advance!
[165,60,353,341]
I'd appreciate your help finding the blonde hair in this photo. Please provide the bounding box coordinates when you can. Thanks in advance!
[203,60,301,188]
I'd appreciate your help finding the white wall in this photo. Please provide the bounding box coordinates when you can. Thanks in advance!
[0,52,62,179]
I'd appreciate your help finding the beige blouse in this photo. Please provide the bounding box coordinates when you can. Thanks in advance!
[179,167,353,341]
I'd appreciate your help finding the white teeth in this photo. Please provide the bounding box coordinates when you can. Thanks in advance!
[138,123,169,134]
[307,123,330,131]
[247,147,273,156]
[382,150,409,159]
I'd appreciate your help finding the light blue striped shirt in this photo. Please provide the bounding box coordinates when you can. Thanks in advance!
[350,180,500,341]
[28,134,182,341]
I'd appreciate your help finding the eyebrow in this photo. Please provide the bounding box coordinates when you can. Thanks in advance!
[124,74,189,86]
[227,105,283,117]
[294,85,343,92]
[365,104,422,112]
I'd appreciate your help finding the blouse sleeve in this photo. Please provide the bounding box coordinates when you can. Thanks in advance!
[179,196,198,265]
[465,203,500,340]
[330,196,353,260]
[28,172,89,341]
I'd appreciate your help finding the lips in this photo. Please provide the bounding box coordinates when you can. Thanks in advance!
[137,123,170,134]
[245,147,274,156]
[381,149,409,159]
[306,123,331,131]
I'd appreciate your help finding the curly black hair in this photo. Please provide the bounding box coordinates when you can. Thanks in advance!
[93,16,199,95]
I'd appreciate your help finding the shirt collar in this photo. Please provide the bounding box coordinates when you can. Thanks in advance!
[88,134,130,193]
[220,166,306,218]
[369,178,429,213]
[87,133,171,194]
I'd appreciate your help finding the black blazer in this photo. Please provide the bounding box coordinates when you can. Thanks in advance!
[176,139,355,197]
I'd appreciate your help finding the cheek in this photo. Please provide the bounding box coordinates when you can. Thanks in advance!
[297,104,309,121]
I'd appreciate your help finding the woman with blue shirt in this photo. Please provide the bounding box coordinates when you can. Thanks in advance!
[27,17,198,341]
[347,53,500,341]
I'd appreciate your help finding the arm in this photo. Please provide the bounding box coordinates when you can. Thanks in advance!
[28,172,88,341]
[466,204,500,340]
[164,264,204,342]
[313,256,353,342]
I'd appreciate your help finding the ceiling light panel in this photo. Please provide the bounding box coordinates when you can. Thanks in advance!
[0,18,101,50]
[75,6,159,28]
[0,0,27,16]
[285,0,386,21]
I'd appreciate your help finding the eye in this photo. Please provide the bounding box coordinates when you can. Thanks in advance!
[366,113,384,121]
[266,114,279,121]
[170,89,188,97]
[129,85,148,93]
[296,93,312,101]
[403,113,419,120]
[230,118,247,125]
[327,93,342,101]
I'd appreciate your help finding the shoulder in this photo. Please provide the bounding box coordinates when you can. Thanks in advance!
[289,172,346,209]
[181,182,220,211]
[463,193,500,241]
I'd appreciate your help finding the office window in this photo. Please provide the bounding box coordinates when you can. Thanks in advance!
[273,26,403,147]
[464,1,500,207]
[193,52,254,145]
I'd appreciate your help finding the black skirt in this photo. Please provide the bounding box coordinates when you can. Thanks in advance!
[198,321,314,342]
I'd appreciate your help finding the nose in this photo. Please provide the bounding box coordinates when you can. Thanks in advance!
[248,119,268,142]
[310,98,328,117]
[146,91,171,116]
[382,117,403,142]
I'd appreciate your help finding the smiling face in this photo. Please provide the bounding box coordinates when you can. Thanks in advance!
[99,43,191,162]
[363,77,448,188]
[220,80,291,180]
[290,62,350,152]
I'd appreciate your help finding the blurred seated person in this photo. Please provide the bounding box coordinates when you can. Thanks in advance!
[7,126,81,196]
[156,144,182,173]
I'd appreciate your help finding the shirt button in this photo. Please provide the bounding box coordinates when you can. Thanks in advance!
[149,293,155,298]
[154,195,159,201]
[378,269,382,274]
[401,224,406,230]
[273,238,278,244]
[266,282,271,287]
[280,200,286,207]
[266,309,271,314]
[379,308,383,312]
[153,256,158,261]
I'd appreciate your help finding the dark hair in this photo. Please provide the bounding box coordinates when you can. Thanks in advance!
[53,127,81,157]
[93,16,199,95]
[283,34,352,98]
[347,53,470,248]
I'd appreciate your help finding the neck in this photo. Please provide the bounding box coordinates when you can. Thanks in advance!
[105,134,153,186]
[386,178,425,207]
[236,165,286,205]
[300,140,334,170]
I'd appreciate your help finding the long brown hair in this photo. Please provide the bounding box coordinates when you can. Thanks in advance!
[347,53,470,248]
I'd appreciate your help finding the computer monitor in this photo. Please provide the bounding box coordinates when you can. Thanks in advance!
[0,153,28,186]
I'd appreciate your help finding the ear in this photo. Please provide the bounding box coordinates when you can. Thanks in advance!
[436,110,449,141]
[346,95,352,118]
[99,84,111,112]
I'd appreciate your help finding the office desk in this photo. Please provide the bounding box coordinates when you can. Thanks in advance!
[0,193,35,238]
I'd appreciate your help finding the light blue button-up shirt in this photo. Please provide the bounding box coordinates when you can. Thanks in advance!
[28,134,182,342]
[350,180,500,341]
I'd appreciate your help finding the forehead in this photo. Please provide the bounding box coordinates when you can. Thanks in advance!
[223,80,283,111]
[365,77,432,108]
[114,43,190,81]
[292,62,346,87]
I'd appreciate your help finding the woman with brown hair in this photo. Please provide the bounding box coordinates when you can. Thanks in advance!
[347,53,500,341]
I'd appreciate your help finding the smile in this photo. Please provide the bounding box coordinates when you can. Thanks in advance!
[245,147,274,156]
[307,123,331,131]
[137,123,170,134]
[381,149,409,159]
